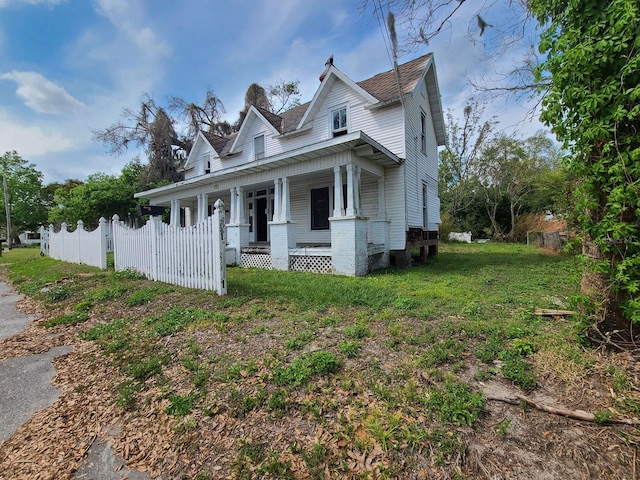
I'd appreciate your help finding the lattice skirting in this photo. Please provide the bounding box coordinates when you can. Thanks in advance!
[289,255,332,274]
[240,253,273,270]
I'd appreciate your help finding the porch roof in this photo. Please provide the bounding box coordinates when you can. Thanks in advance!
[135,131,401,200]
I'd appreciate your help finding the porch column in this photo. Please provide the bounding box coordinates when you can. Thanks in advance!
[184,207,192,227]
[354,166,362,216]
[229,187,237,224]
[282,177,291,222]
[273,178,282,222]
[333,166,344,217]
[237,187,246,224]
[197,193,209,223]
[226,187,249,266]
[269,176,296,271]
[371,177,391,269]
[377,178,386,220]
[170,199,181,227]
[345,164,361,217]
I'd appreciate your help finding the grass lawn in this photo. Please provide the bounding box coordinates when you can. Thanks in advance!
[1,243,638,479]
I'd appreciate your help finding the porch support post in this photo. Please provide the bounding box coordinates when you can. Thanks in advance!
[346,164,355,217]
[229,187,237,224]
[273,178,281,222]
[226,187,249,266]
[184,207,192,227]
[282,177,291,222]
[371,177,390,270]
[333,166,344,217]
[269,176,295,271]
[237,187,246,224]
[376,178,386,220]
[197,193,209,223]
[170,199,181,227]
[354,166,362,216]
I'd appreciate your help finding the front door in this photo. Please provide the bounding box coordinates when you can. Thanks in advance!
[256,197,268,242]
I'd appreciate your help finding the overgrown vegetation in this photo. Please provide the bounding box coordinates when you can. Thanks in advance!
[2,244,637,479]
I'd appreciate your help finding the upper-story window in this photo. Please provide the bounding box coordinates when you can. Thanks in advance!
[254,134,265,160]
[420,111,427,154]
[331,106,348,137]
[203,154,211,174]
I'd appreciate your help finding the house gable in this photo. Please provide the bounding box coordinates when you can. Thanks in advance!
[183,131,215,179]
[230,105,282,155]
[413,57,446,146]
[297,66,379,131]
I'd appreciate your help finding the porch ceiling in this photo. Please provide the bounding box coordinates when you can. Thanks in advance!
[135,131,401,201]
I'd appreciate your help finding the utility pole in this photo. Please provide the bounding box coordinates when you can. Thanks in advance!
[3,175,11,249]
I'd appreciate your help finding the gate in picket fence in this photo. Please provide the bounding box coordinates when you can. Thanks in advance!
[111,199,226,295]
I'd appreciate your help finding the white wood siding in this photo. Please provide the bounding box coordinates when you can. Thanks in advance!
[403,74,440,231]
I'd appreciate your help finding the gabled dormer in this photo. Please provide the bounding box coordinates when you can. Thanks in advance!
[297,58,378,137]
[229,105,282,159]
[182,130,231,180]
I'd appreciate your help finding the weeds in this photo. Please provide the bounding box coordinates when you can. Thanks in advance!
[42,312,89,327]
[425,378,484,427]
[339,340,361,358]
[272,351,341,387]
[500,349,537,391]
[165,391,199,416]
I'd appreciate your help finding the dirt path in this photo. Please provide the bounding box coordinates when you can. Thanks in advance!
[0,282,152,480]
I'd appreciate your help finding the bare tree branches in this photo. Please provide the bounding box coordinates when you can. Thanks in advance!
[168,88,227,138]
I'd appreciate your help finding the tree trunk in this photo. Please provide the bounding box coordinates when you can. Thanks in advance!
[508,199,516,241]
[581,235,631,345]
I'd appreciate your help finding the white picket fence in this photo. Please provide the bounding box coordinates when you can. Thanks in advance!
[46,218,109,269]
[112,199,227,294]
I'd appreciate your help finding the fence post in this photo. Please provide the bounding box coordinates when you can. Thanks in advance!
[60,222,68,261]
[48,224,54,257]
[39,225,46,255]
[98,217,108,270]
[112,215,120,271]
[150,215,160,281]
[213,199,227,295]
[77,220,84,265]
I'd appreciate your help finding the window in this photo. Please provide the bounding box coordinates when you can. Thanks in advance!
[420,111,427,154]
[331,106,348,137]
[254,134,265,160]
[311,187,330,230]
[423,183,428,228]
[203,154,211,174]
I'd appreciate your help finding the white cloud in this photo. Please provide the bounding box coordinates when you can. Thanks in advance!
[0,108,73,155]
[93,0,171,60]
[1,71,87,114]
[0,0,66,7]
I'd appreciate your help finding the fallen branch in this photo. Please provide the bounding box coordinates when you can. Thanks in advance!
[486,394,640,425]
[533,309,576,316]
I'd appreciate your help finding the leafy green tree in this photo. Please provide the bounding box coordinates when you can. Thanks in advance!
[48,159,145,228]
[439,103,495,225]
[530,0,640,335]
[479,133,561,240]
[0,151,47,242]
[41,179,83,212]
[266,80,301,114]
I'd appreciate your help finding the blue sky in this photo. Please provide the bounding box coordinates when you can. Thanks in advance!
[0,0,545,184]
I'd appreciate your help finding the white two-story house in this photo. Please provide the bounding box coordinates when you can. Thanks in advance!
[134,53,446,276]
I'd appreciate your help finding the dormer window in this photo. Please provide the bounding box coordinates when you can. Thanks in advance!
[254,134,265,160]
[203,154,211,174]
[331,106,348,137]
